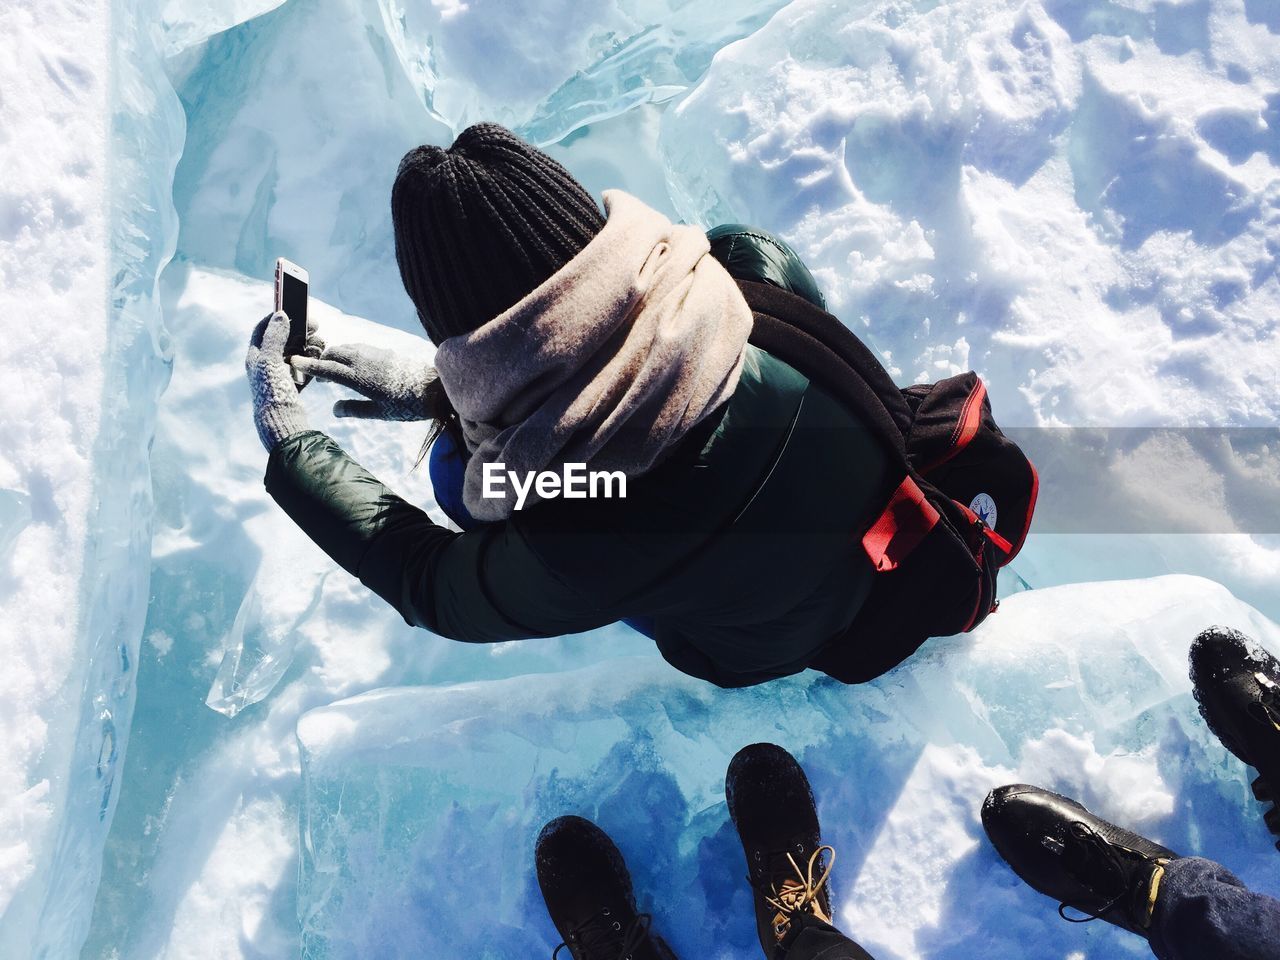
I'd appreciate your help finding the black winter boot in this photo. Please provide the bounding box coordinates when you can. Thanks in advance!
[726,743,835,957]
[1190,626,1280,849]
[536,816,677,960]
[982,785,1177,937]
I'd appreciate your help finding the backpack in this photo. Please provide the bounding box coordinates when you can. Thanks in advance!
[739,280,1039,683]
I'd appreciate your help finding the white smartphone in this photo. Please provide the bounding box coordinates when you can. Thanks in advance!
[274,257,309,387]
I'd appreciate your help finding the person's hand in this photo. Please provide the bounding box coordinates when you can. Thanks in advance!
[291,342,437,421]
[245,311,310,451]
[294,317,326,386]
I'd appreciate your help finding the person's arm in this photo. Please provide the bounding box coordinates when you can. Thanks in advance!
[265,430,611,642]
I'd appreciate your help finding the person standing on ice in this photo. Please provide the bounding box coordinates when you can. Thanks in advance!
[244,122,1032,687]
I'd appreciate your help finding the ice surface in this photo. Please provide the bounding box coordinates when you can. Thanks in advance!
[52,0,1280,957]
[416,0,794,143]
[0,0,175,956]
[0,0,109,942]
[0,490,32,562]
[294,578,1280,959]
[159,0,287,56]
[169,0,451,328]
[164,0,790,330]
[204,550,333,719]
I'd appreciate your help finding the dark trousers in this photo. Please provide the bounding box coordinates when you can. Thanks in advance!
[773,857,1280,960]
[1149,857,1280,960]
[780,915,876,960]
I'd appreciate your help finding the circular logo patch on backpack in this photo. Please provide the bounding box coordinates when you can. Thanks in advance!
[969,492,998,529]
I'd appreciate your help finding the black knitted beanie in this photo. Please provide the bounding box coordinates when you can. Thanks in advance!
[391,123,607,343]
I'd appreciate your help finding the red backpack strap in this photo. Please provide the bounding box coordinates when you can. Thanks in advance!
[861,476,940,572]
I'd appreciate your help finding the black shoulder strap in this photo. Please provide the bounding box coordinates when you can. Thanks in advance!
[740,280,911,467]
[741,280,970,535]
[739,280,913,434]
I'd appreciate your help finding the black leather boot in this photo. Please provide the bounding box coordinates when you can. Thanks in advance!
[982,784,1177,937]
[726,743,836,957]
[1190,626,1280,849]
[536,816,677,960]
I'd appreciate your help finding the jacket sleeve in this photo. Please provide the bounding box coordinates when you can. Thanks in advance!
[264,431,612,643]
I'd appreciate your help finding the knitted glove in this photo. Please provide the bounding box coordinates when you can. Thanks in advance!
[245,311,311,451]
[291,342,437,421]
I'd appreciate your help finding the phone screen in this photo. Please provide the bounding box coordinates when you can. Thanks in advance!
[280,271,308,358]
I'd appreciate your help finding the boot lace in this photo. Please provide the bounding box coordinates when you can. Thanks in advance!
[751,844,836,940]
[1248,672,1280,733]
[551,907,653,960]
[1055,821,1161,927]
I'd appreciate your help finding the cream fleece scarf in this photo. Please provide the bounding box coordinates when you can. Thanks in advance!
[432,190,754,521]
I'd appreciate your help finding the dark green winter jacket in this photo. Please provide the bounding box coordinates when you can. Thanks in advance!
[265,231,893,687]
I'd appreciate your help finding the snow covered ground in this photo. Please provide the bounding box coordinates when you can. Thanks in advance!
[0,0,110,950]
[2,0,1279,957]
[0,1,168,957]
